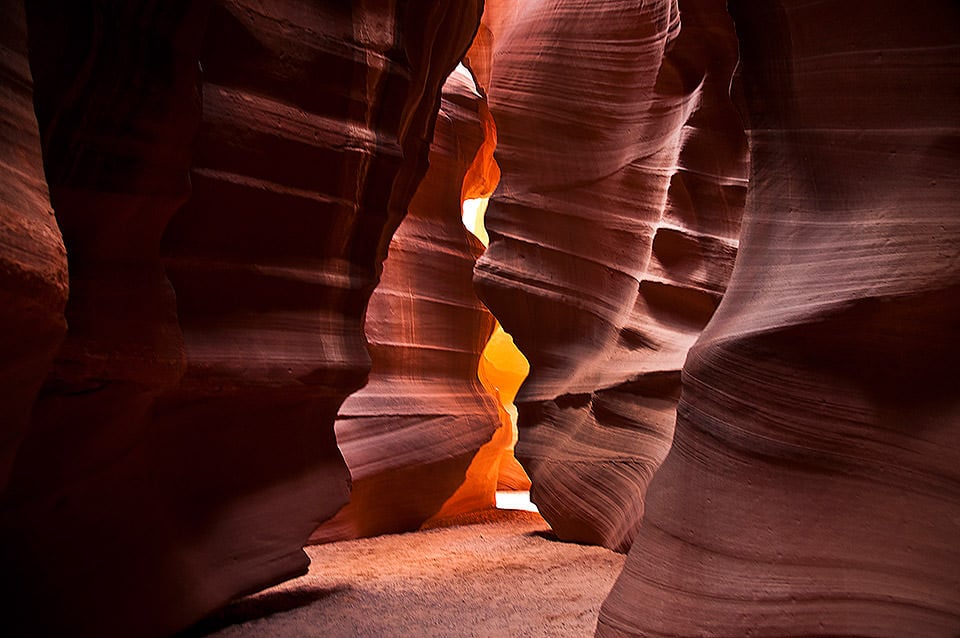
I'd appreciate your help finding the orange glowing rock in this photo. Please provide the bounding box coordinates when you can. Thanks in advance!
[437,321,532,520]
[434,75,531,512]
[478,325,531,490]
[314,64,510,541]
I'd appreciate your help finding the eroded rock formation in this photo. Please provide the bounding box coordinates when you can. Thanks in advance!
[312,64,505,542]
[0,2,481,636]
[598,1,960,635]
[3,0,957,634]
[0,0,68,492]
[473,0,747,550]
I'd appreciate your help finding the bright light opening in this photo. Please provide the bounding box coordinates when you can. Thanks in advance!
[462,197,490,246]
[495,490,539,513]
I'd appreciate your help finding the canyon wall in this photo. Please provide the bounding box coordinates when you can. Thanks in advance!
[313,64,505,543]
[473,0,747,550]
[3,0,956,635]
[598,1,960,635]
[0,0,68,492]
[0,2,481,636]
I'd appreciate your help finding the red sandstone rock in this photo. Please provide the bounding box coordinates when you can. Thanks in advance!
[2,4,215,636]
[312,64,505,542]
[0,0,68,491]
[598,1,960,635]
[0,2,481,636]
[473,0,746,550]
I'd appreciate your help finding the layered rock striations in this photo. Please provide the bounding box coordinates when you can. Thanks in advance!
[0,2,481,636]
[599,1,960,635]
[0,0,68,492]
[313,64,505,542]
[473,0,747,550]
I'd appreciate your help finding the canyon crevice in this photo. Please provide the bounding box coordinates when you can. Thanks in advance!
[0,0,957,636]
[312,64,507,543]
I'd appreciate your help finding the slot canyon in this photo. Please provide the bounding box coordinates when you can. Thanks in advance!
[0,0,957,636]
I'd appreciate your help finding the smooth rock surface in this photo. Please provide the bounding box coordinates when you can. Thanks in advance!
[598,1,960,635]
[473,0,746,550]
[313,64,505,543]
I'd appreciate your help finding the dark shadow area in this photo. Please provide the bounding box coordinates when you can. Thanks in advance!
[527,529,598,548]
[524,529,626,554]
[177,586,350,637]
[528,529,559,542]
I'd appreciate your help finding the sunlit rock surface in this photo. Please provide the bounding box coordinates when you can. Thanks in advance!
[473,0,747,550]
[0,0,68,492]
[312,65,504,542]
[0,2,481,636]
[479,324,531,491]
[599,1,960,635]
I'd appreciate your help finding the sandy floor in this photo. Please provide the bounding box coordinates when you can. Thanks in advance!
[189,509,624,637]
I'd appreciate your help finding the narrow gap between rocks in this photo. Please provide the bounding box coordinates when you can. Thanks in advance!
[462,196,535,513]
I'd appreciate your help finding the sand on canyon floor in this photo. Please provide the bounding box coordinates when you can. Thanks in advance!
[188,508,625,638]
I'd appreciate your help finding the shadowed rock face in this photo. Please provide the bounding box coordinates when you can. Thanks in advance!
[312,65,505,543]
[598,1,960,636]
[0,0,68,492]
[472,0,747,550]
[0,2,481,636]
[2,0,957,634]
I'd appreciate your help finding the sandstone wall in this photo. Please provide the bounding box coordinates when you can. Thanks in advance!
[313,65,505,542]
[473,0,747,550]
[598,1,960,635]
[0,2,481,635]
[0,0,68,492]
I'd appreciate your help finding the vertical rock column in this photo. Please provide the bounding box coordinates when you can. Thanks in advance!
[0,0,68,491]
[473,0,746,550]
[158,0,483,631]
[158,0,482,628]
[599,1,960,636]
[1,1,482,636]
[3,4,206,636]
[313,64,504,542]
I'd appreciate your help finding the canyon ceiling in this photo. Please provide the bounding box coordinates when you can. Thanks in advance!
[0,1,957,636]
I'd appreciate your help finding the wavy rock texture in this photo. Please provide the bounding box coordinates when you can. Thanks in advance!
[0,2,481,636]
[473,0,747,550]
[599,1,960,636]
[0,0,68,491]
[312,64,504,543]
